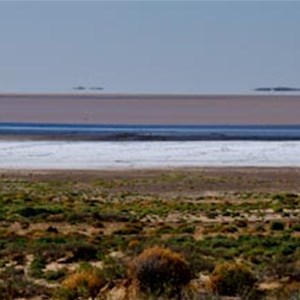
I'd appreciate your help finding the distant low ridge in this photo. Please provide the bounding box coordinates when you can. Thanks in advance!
[254,87,300,92]
[73,86,104,91]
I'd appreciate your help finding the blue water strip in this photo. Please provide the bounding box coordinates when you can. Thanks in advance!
[1,123,300,140]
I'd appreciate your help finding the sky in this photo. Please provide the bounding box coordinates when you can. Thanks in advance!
[0,1,299,94]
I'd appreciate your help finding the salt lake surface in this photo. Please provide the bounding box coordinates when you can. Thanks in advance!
[1,93,300,125]
[1,140,300,169]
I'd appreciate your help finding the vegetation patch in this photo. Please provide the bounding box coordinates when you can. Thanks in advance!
[1,170,300,299]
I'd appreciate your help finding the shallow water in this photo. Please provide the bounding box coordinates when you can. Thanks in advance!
[2,123,300,140]
[0,140,300,169]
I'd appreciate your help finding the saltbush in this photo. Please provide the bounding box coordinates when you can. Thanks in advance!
[270,220,285,231]
[209,261,256,297]
[56,265,106,300]
[133,246,191,296]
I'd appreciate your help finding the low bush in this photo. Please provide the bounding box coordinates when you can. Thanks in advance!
[209,261,256,297]
[113,224,142,235]
[29,255,46,278]
[44,268,68,282]
[0,267,50,299]
[235,219,248,228]
[133,246,191,297]
[220,225,238,233]
[291,223,300,232]
[177,224,196,234]
[56,265,106,300]
[101,255,128,281]
[270,220,285,231]
[17,206,62,218]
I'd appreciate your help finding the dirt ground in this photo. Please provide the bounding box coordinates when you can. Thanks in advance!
[2,167,300,193]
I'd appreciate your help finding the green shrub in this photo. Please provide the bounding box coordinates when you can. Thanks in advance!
[44,268,67,281]
[270,220,285,231]
[177,224,196,234]
[29,255,46,278]
[17,206,62,218]
[273,193,298,205]
[220,225,238,233]
[101,255,127,281]
[70,243,98,261]
[292,223,300,232]
[235,219,248,228]
[133,246,191,296]
[0,266,50,299]
[210,262,256,297]
[156,225,174,234]
[113,224,142,235]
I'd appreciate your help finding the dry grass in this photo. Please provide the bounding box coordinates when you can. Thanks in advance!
[57,265,106,300]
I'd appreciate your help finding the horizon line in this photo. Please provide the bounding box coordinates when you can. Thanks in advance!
[1,92,300,98]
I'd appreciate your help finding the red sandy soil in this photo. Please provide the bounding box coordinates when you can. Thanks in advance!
[0,93,300,125]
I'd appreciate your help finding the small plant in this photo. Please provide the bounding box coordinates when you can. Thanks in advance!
[101,255,127,281]
[133,246,191,297]
[44,268,68,282]
[291,223,300,232]
[235,219,248,228]
[29,255,46,278]
[0,266,50,299]
[220,225,238,233]
[113,224,142,235]
[270,220,285,231]
[209,261,256,297]
[255,224,266,232]
[177,224,196,234]
[56,265,106,300]
[206,211,218,219]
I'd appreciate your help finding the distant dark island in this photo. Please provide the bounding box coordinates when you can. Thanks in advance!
[254,87,300,92]
[73,86,86,91]
[89,87,104,91]
[73,86,104,91]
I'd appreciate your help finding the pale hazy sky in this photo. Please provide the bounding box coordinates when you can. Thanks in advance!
[0,1,299,94]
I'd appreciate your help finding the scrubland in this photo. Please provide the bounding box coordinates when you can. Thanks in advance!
[1,168,300,299]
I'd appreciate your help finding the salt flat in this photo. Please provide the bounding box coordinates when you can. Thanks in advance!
[0,141,300,169]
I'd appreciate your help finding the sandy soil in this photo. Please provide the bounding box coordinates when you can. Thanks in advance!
[1,167,300,193]
[1,93,300,125]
